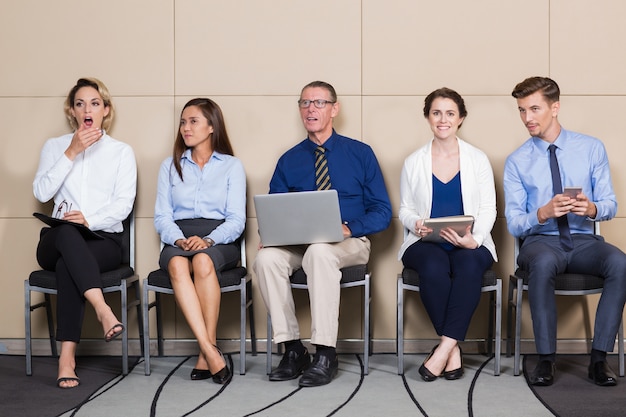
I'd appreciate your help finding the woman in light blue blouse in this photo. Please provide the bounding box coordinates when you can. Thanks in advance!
[154,98,246,384]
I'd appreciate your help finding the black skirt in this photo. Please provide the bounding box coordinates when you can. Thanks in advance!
[158,218,240,272]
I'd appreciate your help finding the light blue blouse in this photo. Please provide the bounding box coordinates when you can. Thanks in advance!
[154,149,246,246]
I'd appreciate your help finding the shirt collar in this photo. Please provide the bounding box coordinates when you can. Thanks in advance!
[181,149,225,163]
[306,129,338,152]
[532,128,568,153]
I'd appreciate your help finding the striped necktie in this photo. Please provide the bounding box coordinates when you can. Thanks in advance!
[315,146,331,190]
[548,144,573,251]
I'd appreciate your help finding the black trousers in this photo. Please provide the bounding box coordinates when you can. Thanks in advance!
[36,225,122,342]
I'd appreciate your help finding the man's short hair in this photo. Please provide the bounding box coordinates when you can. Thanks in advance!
[512,76,560,103]
[301,81,337,102]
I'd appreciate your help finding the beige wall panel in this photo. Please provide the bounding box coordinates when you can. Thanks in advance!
[1,220,41,337]
[557,96,626,216]
[0,0,174,97]
[113,97,176,218]
[551,0,626,94]
[362,0,549,95]
[362,96,428,220]
[1,98,66,217]
[174,0,362,96]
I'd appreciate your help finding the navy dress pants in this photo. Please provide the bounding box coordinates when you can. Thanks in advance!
[402,241,493,341]
[518,234,626,354]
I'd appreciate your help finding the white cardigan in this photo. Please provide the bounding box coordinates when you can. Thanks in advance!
[398,137,497,262]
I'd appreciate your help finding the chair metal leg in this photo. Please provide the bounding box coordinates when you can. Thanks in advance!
[248,281,257,356]
[120,284,129,376]
[266,315,273,375]
[155,292,164,356]
[514,278,523,376]
[239,278,246,375]
[397,276,404,375]
[133,280,144,358]
[494,279,502,376]
[363,274,370,374]
[143,282,151,376]
[25,282,32,376]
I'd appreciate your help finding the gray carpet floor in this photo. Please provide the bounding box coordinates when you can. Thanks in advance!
[50,353,552,417]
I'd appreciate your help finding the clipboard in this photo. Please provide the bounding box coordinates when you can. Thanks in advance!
[33,212,104,240]
[422,215,474,243]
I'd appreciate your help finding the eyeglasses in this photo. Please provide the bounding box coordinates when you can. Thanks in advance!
[297,99,336,109]
[55,200,73,219]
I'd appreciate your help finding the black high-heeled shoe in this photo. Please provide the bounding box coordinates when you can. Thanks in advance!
[418,344,441,382]
[443,345,464,380]
[212,346,232,385]
[190,368,212,380]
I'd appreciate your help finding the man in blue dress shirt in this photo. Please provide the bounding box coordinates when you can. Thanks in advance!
[504,76,626,387]
[254,80,391,387]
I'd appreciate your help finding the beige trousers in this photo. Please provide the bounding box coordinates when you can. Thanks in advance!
[253,237,370,347]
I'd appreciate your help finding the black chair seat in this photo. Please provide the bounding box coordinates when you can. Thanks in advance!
[513,269,605,291]
[146,266,247,289]
[29,266,135,289]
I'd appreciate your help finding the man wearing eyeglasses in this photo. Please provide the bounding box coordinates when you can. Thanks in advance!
[254,80,391,387]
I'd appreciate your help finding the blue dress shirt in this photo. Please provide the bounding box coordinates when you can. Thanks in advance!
[269,130,392,238]
[154,150,246,246]
[504,128,617,238]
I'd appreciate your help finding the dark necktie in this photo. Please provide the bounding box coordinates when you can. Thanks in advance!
[315,146,331,190]
[548,144,573,251]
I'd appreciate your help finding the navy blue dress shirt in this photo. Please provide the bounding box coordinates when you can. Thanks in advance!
[269,130,392,238]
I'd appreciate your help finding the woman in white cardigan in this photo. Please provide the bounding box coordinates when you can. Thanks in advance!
[399,88,497,382]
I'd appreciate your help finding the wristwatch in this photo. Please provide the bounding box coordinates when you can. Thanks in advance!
[203,237,215,247]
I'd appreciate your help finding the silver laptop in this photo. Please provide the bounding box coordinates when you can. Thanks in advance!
[254,190,344,246]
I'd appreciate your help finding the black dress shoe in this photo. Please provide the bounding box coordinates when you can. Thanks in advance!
[443,346,464,381]
[418,345,440,382]
[269,348,311,381]
[190,368,212,380]
[298,353,339,387]
[588,361,617,386]
[529,359,556,386]
[212,347,232,385]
